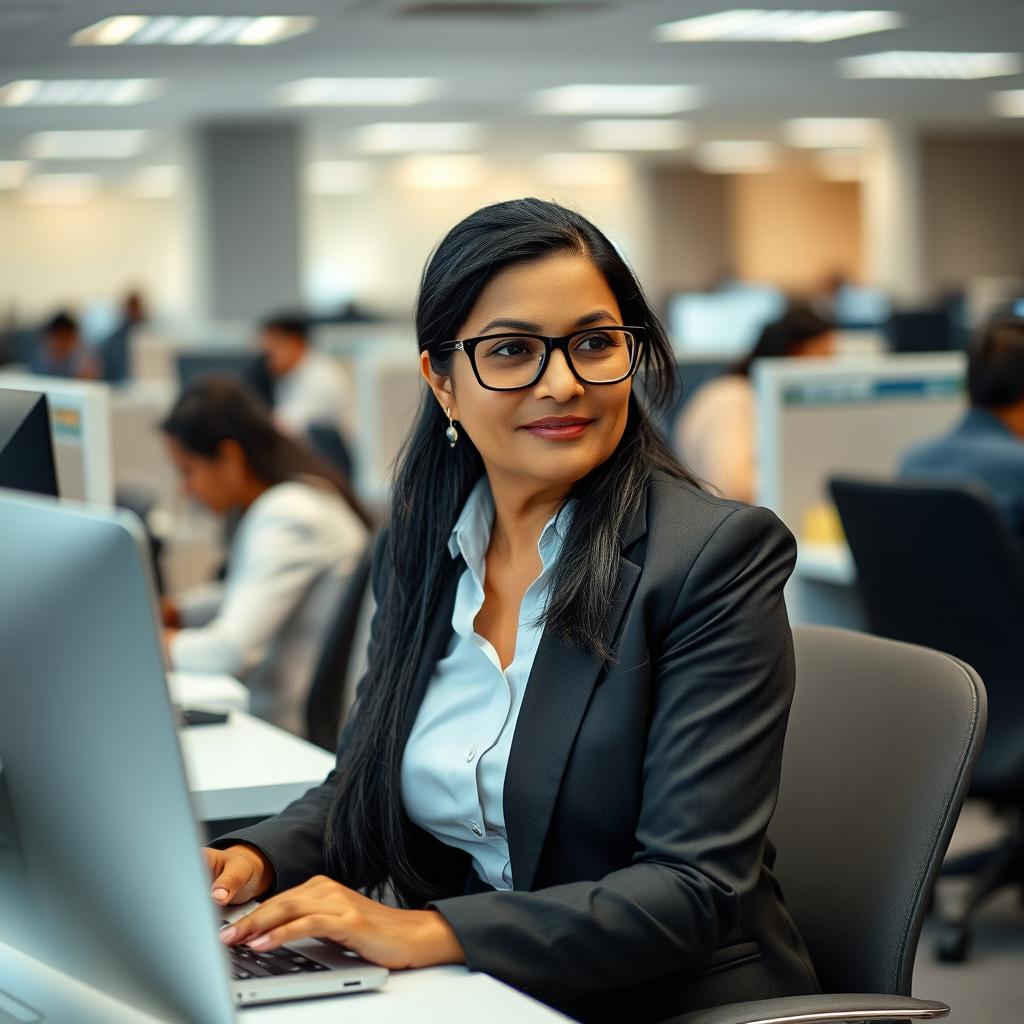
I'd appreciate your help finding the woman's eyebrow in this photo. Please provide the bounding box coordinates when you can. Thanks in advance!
[477,309,619,335]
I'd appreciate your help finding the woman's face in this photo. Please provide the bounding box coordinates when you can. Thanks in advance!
[165,437,243,515]
[421,253,634,492]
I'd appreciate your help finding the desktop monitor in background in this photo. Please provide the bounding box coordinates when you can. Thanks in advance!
[0,388,59,497]
[886,310,956,353]
[175,351,275,407]
[667,285,786,359]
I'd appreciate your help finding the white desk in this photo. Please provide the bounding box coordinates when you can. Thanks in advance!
[180,710,335,822]
[168,671,250,712]
[0,942,570,1023]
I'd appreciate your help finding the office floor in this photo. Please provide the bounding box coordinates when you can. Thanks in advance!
[913,801,1024,1023]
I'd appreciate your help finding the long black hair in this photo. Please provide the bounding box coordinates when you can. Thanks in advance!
[325,197,697,906]
[161,376,373,529]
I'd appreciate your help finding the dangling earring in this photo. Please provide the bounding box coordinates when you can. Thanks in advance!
[445,407,459,448]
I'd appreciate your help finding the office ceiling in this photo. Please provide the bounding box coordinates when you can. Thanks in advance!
[0,0,1022,166]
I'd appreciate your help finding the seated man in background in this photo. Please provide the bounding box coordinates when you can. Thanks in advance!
[900,317,1024,538]
[30,310,99,379]
[259,311,356,444]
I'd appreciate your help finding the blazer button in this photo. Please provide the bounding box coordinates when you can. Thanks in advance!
[470,822,483,837]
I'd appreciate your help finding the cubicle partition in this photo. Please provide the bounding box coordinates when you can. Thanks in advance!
[753,353,967,625]
[0,372,114,506]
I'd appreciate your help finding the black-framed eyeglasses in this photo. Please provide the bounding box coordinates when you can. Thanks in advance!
[436,326,645,392]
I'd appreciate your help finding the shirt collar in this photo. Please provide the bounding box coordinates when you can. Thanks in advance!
[447,477,574,576]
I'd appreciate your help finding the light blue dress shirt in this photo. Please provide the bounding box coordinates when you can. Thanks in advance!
[400,477,572,891]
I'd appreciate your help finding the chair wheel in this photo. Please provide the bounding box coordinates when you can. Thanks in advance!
[936,925,971,963]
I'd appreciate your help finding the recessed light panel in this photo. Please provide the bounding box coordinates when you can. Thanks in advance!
[352,122,483,153]
[657,10,903,43]
[532,84,704,116]
[784,118,881,148]
[0,79,163,107]
[276,78,442,107]
[25,131,149,160]
[71,15,315,47]
[576,119,691,150]
[694,140,778,174]
[993,90,1024,116]
[840,51,1022,79]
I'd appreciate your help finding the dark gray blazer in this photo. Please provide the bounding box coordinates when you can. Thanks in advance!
[216,471,819,1023]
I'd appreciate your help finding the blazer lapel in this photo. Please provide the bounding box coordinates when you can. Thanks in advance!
[503,496,648,891]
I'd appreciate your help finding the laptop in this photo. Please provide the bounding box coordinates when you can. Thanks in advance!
[0,490,387,1022]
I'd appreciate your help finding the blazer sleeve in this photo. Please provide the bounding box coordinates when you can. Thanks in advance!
[207,530,387,894]
[429,505,798,1003]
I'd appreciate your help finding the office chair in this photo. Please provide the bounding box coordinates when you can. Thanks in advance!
[305,541,374,751]
[674,626,986,1024]
[830,477,1024,962]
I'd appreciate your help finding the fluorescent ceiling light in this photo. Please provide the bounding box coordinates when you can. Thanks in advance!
[25,130,149,160]
[841,51,1023,79]
[306,161,375,194]
[352,122,483,153]
[71,15,315,47]
[576,119,691,151]
[657,9,903,43]
[814,149,865,182]
[130,165,180,198]
[392,155,487,190]
[276,78,442,107]
[20,173,101,204]
[694,140,778,174]
[993,89,1024,116]
[784,117,881,148]
[532,84,704,116]
[0,79,164,107]
[537,152,633,187]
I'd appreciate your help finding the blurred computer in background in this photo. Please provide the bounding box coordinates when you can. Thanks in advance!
[0,389,59,498]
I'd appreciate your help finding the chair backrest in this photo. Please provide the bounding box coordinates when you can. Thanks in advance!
[830,476,1024,788]
[305,541,375,750]
[771,627,985,995]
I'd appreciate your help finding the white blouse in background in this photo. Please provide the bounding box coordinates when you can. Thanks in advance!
[170,480,368,735]
[401,477,572,891]
[675,373,757,505]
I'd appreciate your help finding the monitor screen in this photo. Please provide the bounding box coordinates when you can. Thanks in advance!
[667,286,785,358]
[0,389,60,498]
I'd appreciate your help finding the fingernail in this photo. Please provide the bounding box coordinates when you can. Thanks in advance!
[219,926,237,943]
[212,888,229,903]
[248,936,270,950]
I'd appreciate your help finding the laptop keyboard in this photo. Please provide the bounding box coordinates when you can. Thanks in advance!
[222,922,330,980]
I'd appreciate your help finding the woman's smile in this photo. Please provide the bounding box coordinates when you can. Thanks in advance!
[519,415,595,441]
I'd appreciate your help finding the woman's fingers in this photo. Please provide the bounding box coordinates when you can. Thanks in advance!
[220,894,331,945]
[246,914,344,952]
[204,848,257,905]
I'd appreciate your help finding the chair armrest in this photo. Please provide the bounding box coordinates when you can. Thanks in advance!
[668,993,950,1024]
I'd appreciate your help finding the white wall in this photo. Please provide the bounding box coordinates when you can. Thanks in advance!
[0,191,189,322]
[303,168,655,319]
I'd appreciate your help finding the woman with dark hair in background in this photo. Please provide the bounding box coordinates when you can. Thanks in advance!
[161,377,371,735]
[201,199,818,1022]
[675,307,836,504]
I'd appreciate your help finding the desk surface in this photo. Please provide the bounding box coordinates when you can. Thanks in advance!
[180,710,334,822]
[0,941,569,1023]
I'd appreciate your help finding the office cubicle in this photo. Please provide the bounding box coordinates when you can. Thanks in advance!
[0,372,114,506]
[753,353,967,625]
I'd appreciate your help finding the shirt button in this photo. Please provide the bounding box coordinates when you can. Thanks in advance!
[470,822,483,837]
[465,746,477,762]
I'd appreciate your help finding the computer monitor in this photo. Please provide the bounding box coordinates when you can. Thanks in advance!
[176,351,274,406]
[0,389,59,497]
[0,372,114,505]
[667,285,786,358]
[0,492,386,1022]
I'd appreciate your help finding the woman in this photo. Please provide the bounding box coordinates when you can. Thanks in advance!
[161,378,371,735]
[206,200,818,1022]
[675,307,836,504]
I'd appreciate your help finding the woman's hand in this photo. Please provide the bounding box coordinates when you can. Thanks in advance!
[205,844,274,905]
[217,875,466,970]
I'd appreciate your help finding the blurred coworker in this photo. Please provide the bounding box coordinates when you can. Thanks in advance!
[675,308,836,504]
[31,311,99,379]
[900,318,1024,537]
[160,378,372,735]
[99,289,149,383]
[259,312,356,442]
